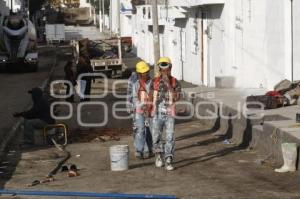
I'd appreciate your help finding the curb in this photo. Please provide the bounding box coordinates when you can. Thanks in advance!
[0,50,58,159]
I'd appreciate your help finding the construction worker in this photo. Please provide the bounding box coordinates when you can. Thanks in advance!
[127,61,153,159]
[148,57,181,171]
[77,56,94,102]
[13,87,55,145]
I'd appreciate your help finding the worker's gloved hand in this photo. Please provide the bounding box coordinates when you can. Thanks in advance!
[13,112,22,118]
[126,103,134,114]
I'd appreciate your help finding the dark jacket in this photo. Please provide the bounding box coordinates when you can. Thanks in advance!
[77,58,94,81]
[21,88,55,124]
[64,61,77,85]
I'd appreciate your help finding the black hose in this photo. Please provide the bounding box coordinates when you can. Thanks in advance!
[47,149,71,178]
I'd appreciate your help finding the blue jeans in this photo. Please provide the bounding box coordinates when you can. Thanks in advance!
[152,114,175,159]
[133,113,153,153]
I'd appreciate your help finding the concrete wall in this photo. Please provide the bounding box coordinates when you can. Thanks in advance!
[228,0,268,88]
[129,0,298,89]
[163,19,186,80]
[191,0,294,89]
[111,0,134,37]
[182,8,202,85]
[80,0,92,7]
[206,5,225,87]
[120,14,132,37]
[133,5,167,65]
[111,0,119,33]
[202,0,291,89]
[294,0,300,81]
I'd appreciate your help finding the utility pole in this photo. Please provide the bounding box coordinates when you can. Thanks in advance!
[117,0,121,36]
[10,0,13,12]
[291,0,294,82]
[99,0,102,32]
[109,0,112,36]
[27,0,30,17]
[102,0,105,32]
[152,0,160,75]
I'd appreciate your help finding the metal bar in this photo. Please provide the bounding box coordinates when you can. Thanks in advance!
[0,190,177,199]
[291,0,294,82]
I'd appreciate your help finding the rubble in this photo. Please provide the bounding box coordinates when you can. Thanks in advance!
[68,128,131,143]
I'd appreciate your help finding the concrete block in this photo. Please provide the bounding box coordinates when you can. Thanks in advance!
[215,76,235,88]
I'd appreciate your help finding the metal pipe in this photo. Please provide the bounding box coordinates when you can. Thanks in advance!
[0,190,177,199]
[99,0,102,32]
[102,0,105,31]
[291,0,294,82]
[201,9,204,84]
[117,0,121,36]
[10,0,13,12]
[109,0,112,36]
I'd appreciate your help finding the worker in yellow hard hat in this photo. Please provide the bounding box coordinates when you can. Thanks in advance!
[148,57,181,171]
[126,61,153,159]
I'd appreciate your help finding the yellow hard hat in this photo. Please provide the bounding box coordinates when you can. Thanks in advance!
[157,57,172,69]
[136,61,150,73]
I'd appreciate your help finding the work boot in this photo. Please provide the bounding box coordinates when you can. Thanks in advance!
[135,151,143,160]
[155,153,164,167]
[275,143,297,173]
[165,157,174,171]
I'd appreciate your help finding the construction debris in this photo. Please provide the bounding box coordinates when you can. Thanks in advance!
[69,128,131,143]
[247,79,300,109]
[27,177,54,187]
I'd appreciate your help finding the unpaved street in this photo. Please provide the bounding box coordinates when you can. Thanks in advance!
[0,55,300,198]
[1,120,300,199]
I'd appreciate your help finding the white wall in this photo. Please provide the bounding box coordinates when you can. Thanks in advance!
[294,0,300,81]
[80,0,92,7]
[204,0,294,89]
[1,0,20,14]
[134,5,167,65]
[181,8,202,85]
[120,14,132,37]
[163,20,184,80]
[111,0,134,36]
[111,0,119,33]
[132,0,297,88]
[206,5,225,87]
[0,0,9,16]
[231,0,268,88]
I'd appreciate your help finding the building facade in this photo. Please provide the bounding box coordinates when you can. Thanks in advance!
[112,0,300,89]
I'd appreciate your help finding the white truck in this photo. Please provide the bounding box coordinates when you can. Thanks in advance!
[0,14,38,72]
[73,37,127,78]
[45,24,65,44]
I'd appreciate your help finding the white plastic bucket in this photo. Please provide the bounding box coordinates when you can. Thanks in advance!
[109,145,129,171]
